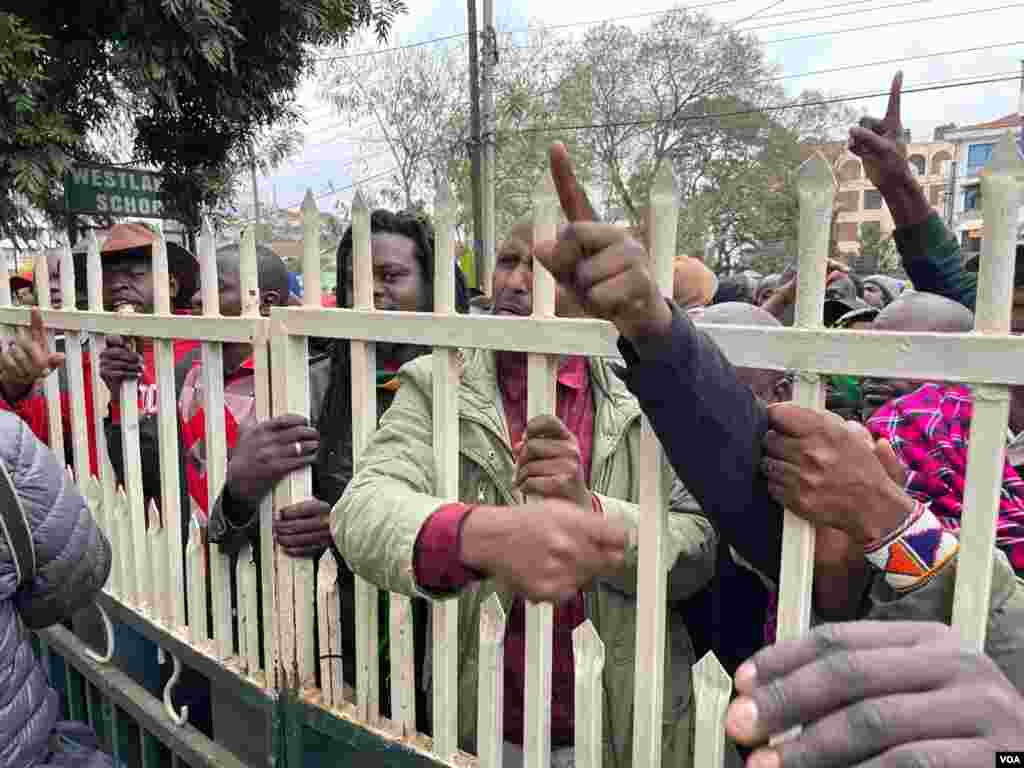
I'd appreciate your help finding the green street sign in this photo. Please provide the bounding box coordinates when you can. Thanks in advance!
[64,163,172,219]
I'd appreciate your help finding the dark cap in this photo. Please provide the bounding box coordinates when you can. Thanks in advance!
[824,295,871,327]
[833,304,880,329]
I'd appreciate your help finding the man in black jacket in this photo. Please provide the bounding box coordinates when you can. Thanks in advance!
[533,142,1024,767]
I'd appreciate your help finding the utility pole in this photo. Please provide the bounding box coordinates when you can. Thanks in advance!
[466,0,485,291]
[249,143,261,238]
[480,0,496,295]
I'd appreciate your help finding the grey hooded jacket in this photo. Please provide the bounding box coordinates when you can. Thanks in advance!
[0,410,111,767]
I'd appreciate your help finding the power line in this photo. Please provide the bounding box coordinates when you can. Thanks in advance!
[504,73,1023,135]
[771,40,1024,82]
[314,32,466,61]
[760,1,1024,44]
[311,0,750,62]
[504,0,1024,50]
[277,167,399,212]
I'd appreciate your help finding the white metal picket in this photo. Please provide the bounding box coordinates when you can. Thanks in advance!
[952,131,1024,648]
[631,165,677,768]
[523,173,559,768]
[348,191,382,725]
[0,131,1018,767]
[774,154,836,648]
[431,180,461,760]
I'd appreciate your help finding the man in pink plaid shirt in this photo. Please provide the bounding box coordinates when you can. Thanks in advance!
[867,294,1024,574]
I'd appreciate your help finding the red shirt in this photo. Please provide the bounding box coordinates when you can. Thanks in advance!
[413,353,595,747]
[108,338,199,423]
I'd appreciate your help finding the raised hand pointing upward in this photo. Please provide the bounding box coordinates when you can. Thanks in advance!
[534,143,673,343]
[847,71,934,229]
[848,71,909,192]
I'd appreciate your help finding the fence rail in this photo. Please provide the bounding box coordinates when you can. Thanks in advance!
[3,129,1022,767]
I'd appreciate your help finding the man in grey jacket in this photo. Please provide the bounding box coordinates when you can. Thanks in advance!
[0,409,112,766]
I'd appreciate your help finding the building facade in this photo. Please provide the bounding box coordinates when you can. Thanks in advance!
[941,113,1024,259]
[831,139,955,270]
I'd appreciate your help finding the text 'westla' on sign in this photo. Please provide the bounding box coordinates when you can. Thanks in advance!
[64,163,172,219]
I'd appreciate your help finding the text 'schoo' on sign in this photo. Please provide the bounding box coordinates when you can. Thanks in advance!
[64,164,172,219]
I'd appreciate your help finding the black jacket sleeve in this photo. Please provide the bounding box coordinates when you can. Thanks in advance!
[104,412,163,503]
[614,301,783,581]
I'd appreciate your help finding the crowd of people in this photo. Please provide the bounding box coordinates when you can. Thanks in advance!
[0,71,1021,767]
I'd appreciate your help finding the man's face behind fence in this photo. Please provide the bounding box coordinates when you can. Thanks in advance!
[102,253,157,313]
[492,221,584,319]
[339,233,428,314]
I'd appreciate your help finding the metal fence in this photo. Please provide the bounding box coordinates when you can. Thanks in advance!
[1,130,1021,767]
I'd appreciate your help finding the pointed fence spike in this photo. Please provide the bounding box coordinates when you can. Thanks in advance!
[147,498,163,530]
[692,651,733,768]
[987,129,1024,175]
[797,152,838,195]
[572,620,605,768]
[435,177,453,210]
[34,251,52,309]
[480,592,507,638]
[651,162,679,203]
[86,231,103,311]
[301,188,318,213]
[352,189,369,215]
[60,244,75,311]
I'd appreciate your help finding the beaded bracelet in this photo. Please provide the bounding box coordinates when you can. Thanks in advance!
[864,502,960,594]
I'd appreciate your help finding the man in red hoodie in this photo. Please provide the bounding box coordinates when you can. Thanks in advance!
[95,223,199,516]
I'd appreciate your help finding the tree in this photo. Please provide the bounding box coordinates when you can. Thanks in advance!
[318,25,595,241]
[1,1,406,246]
[320,40,467,211]
[856,222,897,272]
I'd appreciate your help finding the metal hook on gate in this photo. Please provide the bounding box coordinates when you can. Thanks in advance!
[84,602,114,664]
[162,652,189,726]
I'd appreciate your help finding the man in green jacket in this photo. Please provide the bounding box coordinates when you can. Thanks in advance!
[333,219,718,768]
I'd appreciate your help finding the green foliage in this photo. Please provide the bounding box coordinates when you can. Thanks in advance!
[856,222,897,271]
[1,0,405,245]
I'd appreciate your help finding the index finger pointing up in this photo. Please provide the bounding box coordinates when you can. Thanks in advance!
[549,142,597,223]
[883,70,903,128]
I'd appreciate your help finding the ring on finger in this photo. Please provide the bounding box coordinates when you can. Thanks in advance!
[294,441,303,457]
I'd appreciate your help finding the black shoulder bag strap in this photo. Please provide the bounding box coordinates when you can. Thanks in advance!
[0,458,36,589]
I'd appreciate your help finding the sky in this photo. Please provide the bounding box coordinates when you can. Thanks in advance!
[251,0,1024,215]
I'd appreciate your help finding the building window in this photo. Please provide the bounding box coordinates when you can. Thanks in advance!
[863,190,883,210]
[966,143,995,176]
[908,155,926,176]
[836,190,859,212]
[931,150,952,175]
[838,160,861,182]
[963,185,981,211]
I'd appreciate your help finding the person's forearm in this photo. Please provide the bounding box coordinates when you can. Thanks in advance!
[617,303,783,580]
[878,176,932,230]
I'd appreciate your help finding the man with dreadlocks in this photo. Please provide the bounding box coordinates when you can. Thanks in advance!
[207,209,469,733]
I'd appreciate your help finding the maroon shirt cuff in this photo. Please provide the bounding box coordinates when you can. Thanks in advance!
[413,503,482,593]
